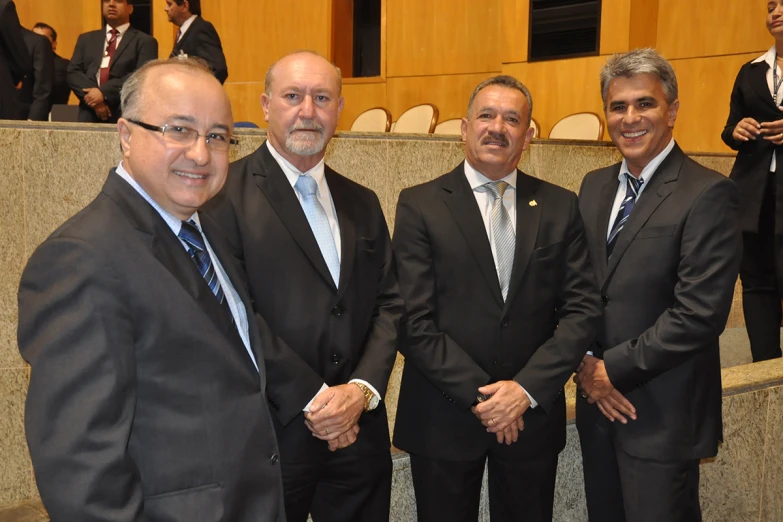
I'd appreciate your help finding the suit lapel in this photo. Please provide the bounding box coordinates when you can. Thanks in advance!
[603,146,683,286]
[252,143,337,290]
[172,20,196,56]
[750,61,779,111]
[327,170,356,299]
[595,167,621,282]
[442,165,504,306]
[110,27,135,70]
[504,171,541,309]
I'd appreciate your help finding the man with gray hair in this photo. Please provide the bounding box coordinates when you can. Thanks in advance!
[19,57,285,521]
[574,48,741,521]
[392,74,601,521]
[203,50,402,522]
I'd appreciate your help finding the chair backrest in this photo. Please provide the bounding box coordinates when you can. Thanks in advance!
[49,104,79,122]
[391,103,439,134]
[350,107,392,132]
[548,112,603,140]
[234,121,260,128]
[433,118,463,136]
[529,117,540,138]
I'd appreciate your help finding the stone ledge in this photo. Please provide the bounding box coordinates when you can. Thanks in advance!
[0,500,48,522]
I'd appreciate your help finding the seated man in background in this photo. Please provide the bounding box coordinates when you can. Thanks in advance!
[19,57,284,522]
[165,0,228,83]
[67,0,157,122]
[32,22,71,106]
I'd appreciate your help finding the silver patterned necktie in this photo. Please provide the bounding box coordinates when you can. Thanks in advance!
[295,174,341,286]
[484,181,515,301]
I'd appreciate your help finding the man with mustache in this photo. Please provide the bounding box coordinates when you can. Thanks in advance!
[204,50,403,522]
[391,75,602,522]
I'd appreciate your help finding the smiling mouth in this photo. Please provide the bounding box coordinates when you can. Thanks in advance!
[621,130,648,139]
[174,170,208,180]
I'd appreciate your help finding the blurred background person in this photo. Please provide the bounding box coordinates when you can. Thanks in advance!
[165,0,227,83]
[722,0,783,362]
[0,0,29,120]
[19,26,53,120]
[33,22,71,106]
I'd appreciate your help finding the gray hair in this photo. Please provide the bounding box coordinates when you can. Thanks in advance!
[264,50,342,97]
[120,57,215,121]
[600,48,678,107]
[466,75,533,126]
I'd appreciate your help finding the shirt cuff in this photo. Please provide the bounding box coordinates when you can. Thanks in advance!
[303,383,329,412]
[515,381,538,409]
[349,379,382,402]
[586,350,594,356]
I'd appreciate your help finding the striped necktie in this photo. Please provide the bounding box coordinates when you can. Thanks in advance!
[179,220,225,304]
[484,180,515,301]
[607,175,643,258]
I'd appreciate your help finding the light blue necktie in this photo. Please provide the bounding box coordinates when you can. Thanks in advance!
[295,175,340,286]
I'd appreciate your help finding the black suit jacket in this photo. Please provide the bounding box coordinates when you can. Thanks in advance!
[170,16,227,84]
[203,143,403,461]
[20,28,54,121]
[51,53,71,105]
[67,26,158,123]
[576,144,741,461]
[722,58,783,233]
[0,0,29,119]
[19,171,285,522]
[392,163,602,461]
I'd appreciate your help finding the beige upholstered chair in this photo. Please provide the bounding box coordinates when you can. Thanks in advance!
[391,103,439,134]
[390,121,396,132]
[548,112,604,140]
[350,107,392,132]
[529,117,540,138]
[433,118,463,136]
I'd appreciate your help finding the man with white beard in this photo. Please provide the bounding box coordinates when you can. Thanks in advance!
[203,51,403,522]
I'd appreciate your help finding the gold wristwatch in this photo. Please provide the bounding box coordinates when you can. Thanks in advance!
[353,382,379,412]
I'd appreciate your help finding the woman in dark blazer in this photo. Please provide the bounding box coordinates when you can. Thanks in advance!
[721,0,783,362]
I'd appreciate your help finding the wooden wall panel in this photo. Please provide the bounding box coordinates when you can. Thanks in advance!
[502,57,607,139]
[657,0,770,60]
[202,0,332,84]
[501,0,528,64]
[223,82,265,127]
[15,0,101,61]
[339,80,388,130]
[599,0,631,55]
[670,53,758,153]
[628,0,658,50]
[386,72,498,124]
[386,0,500,77]
[152,0,175,59]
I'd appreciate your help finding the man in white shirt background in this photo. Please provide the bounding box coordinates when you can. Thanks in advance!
[165,0,227,84]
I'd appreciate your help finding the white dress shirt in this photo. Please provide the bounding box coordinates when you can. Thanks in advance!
[751,46,783,172]
[177,14,198,41]
[114,162,257,371]
[606,138,676,239]
[96,23,130,86]
[463,160,538,409]
[266,141,380,410]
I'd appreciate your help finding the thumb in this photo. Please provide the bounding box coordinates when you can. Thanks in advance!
[310,389,333,412]
[478,382,502,396]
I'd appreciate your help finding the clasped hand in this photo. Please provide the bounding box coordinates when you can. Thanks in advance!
[573,355,637,424]
[471,380,529,445]
[304,383,365,452]
[732,109,783,145]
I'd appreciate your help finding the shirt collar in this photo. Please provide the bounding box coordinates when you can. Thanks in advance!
[618,138,676,185]
[179,15,198,39]
[106,23,131,37]
[266,140,326,188]
[463,159,517,191]
[752,46,777,67]
[114,161,199,235]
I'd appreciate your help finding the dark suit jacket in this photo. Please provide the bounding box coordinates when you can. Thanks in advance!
[576,144,741,462]
[0,0,29,119]
[203,143,403,462]
[170,16,227,84]
[51,53,71,105]
[18,171,285,522]
[67,26,158,123]
[722,58,783,233]
[20,28,54,120]
[391,163,602,461]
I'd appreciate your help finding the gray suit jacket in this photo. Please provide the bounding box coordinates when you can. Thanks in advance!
[576,144,741,461]
[19,171,285,522]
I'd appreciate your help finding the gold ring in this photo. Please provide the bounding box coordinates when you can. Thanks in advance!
[580,392,588,399]
[491,418,496,426]
[325,428,329,435]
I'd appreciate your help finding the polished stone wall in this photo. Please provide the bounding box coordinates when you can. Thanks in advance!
[0,122,761,520]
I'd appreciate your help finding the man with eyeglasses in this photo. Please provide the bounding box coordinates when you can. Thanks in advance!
[204,50,403,522]
[18,57,285,522]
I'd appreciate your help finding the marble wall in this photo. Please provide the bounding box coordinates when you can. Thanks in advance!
[0,123,755,518]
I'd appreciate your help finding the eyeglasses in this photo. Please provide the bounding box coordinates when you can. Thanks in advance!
[127,119,239,152]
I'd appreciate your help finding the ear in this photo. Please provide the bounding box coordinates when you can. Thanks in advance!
[461,117,468,142]
[260,93,271,122]
[117,118,132,159]
[668,99,680,128]
[127,3,134,16]
[522,123,535,150]
[336,96,345,122]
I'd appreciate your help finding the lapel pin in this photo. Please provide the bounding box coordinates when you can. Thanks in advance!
[529,200,538,207]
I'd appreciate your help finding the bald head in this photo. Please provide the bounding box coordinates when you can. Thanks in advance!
[264,51,342,97]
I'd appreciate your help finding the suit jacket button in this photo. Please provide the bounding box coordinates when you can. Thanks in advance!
[332,354,340,364]
[331,306,342,316]
[500,318,510,328]
[601,295,609,304]
[270,453,279,465]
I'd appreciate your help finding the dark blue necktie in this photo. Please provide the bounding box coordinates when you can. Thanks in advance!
[607,175,643,258]
[179,220,226,304]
